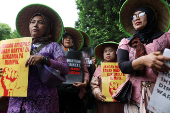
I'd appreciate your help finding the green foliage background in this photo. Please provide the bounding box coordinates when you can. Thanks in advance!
[0,23,20,40]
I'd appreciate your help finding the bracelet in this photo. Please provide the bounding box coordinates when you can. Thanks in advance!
[42,56,49,64]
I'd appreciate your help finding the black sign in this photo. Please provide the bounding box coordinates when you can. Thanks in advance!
[63,51,83,84]
[80,47,95,88]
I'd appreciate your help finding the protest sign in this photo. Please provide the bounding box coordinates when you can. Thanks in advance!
[80,47,95,88]
[63,51,83,84]
[80,47,94,76]
[147,48,170,113]
[0,37,32,97]
[101,62,127,102]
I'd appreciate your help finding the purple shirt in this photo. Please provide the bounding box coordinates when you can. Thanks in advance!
[8,42,69,113]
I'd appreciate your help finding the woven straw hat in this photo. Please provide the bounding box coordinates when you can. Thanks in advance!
[94,41,119,61]
[79,30,91,47]
[16,4,64,43]
[63,27,84,51]
[120,0,170,36]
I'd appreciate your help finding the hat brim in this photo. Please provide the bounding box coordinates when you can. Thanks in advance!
[120,0,170,36]
[16,4,64,43]
[94,42,119,61]
[79,30,91,47]
[64,27,84,51]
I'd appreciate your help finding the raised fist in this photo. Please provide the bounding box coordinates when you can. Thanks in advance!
[1,67,19,96]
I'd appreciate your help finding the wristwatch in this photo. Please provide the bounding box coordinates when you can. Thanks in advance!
[42,56,49,64]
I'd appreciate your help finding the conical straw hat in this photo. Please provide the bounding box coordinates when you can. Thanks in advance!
[79,30,91,47]
[16,4,64,42]
[120,0,170,36]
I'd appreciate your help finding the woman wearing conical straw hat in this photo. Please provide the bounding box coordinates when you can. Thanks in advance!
[60,27,84,51]
[58,27,90,113]
[117,0,170,112]
[90,41,124,113]
[7,4,69,113]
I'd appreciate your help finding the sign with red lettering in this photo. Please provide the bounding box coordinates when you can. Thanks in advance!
[0,37,32,97]
[101,62,127,102]
[63,51,83,84]
[148,48,170,113]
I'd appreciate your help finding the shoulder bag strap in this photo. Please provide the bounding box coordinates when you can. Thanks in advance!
[31,43,49,55]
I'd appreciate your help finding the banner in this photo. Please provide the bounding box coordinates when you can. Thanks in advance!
[0,37,32,97]
[147,48,170,113]
[101,62,127,102]
[80,47,95,88]
[63,51,83,84]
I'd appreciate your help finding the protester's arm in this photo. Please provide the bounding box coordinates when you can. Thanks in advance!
[50,42,69,76]
[117,49,136,74]
[132,51,170,72]
[90,76,101,98]
[73,57,90,88]
[91,57,97,70]
[90,76,106,102]
[118,49,170,73]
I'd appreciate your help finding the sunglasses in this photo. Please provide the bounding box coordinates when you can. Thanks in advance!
[131,12,145,21]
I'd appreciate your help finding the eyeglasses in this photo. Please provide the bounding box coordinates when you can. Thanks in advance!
[132,12,145,21]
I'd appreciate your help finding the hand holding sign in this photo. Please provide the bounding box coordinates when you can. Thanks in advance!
[96,92,106,102]
[1,67,19,96]
[141,51,170,72]
[25,55,44,67]
[73,80,88,89]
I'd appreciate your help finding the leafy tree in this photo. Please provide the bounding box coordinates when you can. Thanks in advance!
[0,23,20,40]
[0,23,11,40]
[75,0,128,47]
[10,30,20,39]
